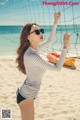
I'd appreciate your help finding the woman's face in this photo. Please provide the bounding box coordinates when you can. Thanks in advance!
[27,25,44,46]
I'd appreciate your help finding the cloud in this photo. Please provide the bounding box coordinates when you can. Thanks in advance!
[0,0,9,6]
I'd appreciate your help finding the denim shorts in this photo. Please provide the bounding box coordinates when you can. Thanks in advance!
[16,88,36,104]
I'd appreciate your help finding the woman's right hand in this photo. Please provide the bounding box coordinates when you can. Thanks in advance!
[54,12,61,24]
[63,33,70,49]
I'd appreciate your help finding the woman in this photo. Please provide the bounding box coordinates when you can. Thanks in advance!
[16,12,70,120]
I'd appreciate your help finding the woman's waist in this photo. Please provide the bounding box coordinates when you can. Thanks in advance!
[19,82,41,97]
[20,78,41,89]
[24,78,41,86]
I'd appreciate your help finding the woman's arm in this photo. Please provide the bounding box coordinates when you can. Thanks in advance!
[39,12,61,50]
[28,48,67,71]
[31,33,70,71]
[39,24,57,50]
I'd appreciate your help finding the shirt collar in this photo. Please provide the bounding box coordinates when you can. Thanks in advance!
[29,46,39,53]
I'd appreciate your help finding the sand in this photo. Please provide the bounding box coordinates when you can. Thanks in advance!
[0,55,80,120]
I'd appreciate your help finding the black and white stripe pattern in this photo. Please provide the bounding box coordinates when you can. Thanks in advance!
[18,24,67,99]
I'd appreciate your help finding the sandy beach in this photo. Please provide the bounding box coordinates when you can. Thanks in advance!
[0,55,80,120]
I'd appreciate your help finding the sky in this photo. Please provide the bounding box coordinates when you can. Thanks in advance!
[0,0,80,25]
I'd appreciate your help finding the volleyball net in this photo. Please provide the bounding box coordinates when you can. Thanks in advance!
[0,0,80,57]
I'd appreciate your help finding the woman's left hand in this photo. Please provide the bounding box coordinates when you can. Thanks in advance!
[54,12,61,24]
[63,33,70,49]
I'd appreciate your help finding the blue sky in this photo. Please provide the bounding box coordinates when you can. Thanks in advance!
[0,0,80,25]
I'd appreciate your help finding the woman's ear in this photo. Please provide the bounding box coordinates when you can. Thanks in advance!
[27,35,31,42]
[27,35,30,40]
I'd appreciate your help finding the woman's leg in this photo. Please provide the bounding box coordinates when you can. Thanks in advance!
[18,99,35,120]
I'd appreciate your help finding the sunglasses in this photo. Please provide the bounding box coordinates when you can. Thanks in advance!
[29,29,44,35]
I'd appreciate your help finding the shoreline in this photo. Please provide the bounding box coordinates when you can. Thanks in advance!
[0,55,17,59]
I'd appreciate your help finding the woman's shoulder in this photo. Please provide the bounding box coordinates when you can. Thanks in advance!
[23,48,34,59]
[24,49,30,58]
[23,51,31,64]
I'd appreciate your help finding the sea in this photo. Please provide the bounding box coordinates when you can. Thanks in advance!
[0,25,80,56]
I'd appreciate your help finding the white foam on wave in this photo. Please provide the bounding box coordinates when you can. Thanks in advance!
[0,0,9,6]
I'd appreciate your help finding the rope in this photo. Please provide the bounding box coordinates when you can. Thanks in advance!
[0,0,80,57]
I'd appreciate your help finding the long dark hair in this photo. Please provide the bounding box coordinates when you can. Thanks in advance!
[16,23,38,74]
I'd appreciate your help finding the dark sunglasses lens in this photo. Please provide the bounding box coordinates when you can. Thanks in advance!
[35,30,40,35]
[34,29,44,35]
[40,29,44,34]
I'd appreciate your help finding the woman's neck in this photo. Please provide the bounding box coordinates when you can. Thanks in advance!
[30,44,39,50]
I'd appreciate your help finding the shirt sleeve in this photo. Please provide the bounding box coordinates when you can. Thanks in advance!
[31,48,67,71]
[39,24,57,50]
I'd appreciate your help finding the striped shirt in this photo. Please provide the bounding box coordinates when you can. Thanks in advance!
[17,24,67,99]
